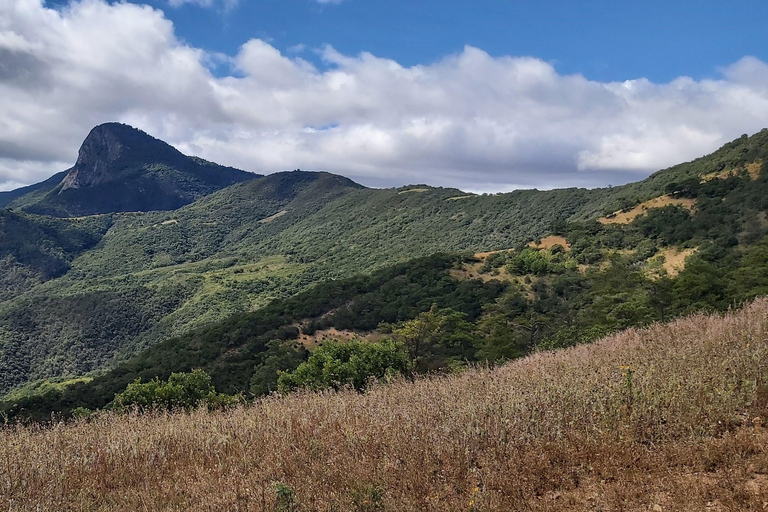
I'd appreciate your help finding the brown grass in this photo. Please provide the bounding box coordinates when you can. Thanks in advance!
[295,327,382,349]
[4,300,768,511]
[702,160,763,182]
[449,250,517,282]
[398,188,430,194]
[599,195,697,225]
[259,210,288,224]
[655,246,697,277]
[529,235,571,251]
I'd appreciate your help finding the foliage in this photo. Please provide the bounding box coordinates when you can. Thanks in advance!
[388,305,478,371]
[277,339,412,392]
[3,128,768,419]
[112,369,240,411]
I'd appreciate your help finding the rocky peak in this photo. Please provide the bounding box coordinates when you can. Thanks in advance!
[59,123,182,191]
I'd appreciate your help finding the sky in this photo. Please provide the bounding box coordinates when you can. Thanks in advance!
[1,0,768,193]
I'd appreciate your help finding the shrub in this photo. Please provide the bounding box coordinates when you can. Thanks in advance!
[113,369,240,411]
[277,339,412,392]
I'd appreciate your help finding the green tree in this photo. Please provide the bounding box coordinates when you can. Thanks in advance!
[390,305,477,371]
[113,369,240,411]
[277,339,412,392]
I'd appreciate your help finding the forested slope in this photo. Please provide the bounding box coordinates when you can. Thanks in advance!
[1,128,767,400]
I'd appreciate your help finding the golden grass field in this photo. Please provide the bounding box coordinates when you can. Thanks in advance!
[598,195,697,225]
[3,300,768,511]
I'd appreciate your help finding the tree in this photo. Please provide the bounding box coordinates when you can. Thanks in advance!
[112,369,240,411]
[277,339,412,392]
[390,305,477,371]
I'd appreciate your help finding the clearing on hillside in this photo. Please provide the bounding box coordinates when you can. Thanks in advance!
[655,247,697,277]
[599,194,696,224]
[529,235,571,251]
[258,210,288,223]
[295,327,381,349]
[702,160,763,182]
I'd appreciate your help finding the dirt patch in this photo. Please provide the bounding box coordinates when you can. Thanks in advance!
[473,249,513,259]
[599,195,697,225]
[652,247,696,277]
[398,188,430,194]
[529,235,571,251]
[747,161,763,180]
[703,160,763,182]
[296,327,381,349]
[446,195,475,201]
[449,250,517,283]
[259,210,287,223]
[160,219,178,225]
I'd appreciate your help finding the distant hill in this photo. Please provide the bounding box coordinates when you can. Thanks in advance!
[1,126,767,401]
[0,171,68,209]
[5,123,257,216]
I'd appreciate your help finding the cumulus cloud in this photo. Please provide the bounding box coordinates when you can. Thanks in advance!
[1,0,768,192]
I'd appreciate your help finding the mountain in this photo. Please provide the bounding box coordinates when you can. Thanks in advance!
[0,171,68,209]
[1,127,767,404]
[6,123,257,216]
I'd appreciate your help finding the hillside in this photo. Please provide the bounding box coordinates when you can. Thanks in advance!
[6,123,257,217]
[1,128,767,399]
[3,300,767,511]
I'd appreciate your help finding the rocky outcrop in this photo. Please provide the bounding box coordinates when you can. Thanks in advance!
[59,123,181,191]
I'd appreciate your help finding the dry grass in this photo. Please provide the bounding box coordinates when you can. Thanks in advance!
[449,250,517,283]
[398,188,431,194]
[599,195,697,225]
[295,327,382,349]
[702,160,763,182]
[529,235,571,251]
[653,246,697,277]
[4,300,768,511]
[259,210,288,224]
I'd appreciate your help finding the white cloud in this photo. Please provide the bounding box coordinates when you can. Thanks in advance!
[1,0,768,192]
[167,0,239,11]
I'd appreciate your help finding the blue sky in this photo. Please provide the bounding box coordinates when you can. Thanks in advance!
[1,0,768,192]
[123,0,767,82]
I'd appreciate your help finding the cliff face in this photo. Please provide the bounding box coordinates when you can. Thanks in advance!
[59,123,188,191]
[9,122,257,217]
[60,125,128,190]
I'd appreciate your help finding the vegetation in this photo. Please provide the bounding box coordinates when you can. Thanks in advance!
[277,339,411,392]
[113,369,240,412]
[2,300,767,510]
[2,127,768,418]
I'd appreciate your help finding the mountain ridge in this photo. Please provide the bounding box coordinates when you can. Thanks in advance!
[1,126,767,402]
[5,123,258,217]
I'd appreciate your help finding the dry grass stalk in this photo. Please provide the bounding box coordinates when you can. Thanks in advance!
[3,300,768,511]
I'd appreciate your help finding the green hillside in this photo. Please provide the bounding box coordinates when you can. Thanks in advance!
[1,128,767,403]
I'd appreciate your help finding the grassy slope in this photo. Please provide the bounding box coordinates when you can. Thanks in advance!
[3,300,767,511]
[1,130,767,395]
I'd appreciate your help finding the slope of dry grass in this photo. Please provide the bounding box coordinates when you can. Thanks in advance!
[4,300,768,511]
[598,195,697,225]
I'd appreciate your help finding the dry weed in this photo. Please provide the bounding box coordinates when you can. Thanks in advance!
[3,300,768,510]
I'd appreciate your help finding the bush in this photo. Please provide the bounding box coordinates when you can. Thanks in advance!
[113,369,241,411]
[277,339,412,392]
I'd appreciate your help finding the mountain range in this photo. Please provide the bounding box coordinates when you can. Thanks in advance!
[2,123,768,419]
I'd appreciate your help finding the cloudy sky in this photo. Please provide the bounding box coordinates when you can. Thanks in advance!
[2,0,768,192]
